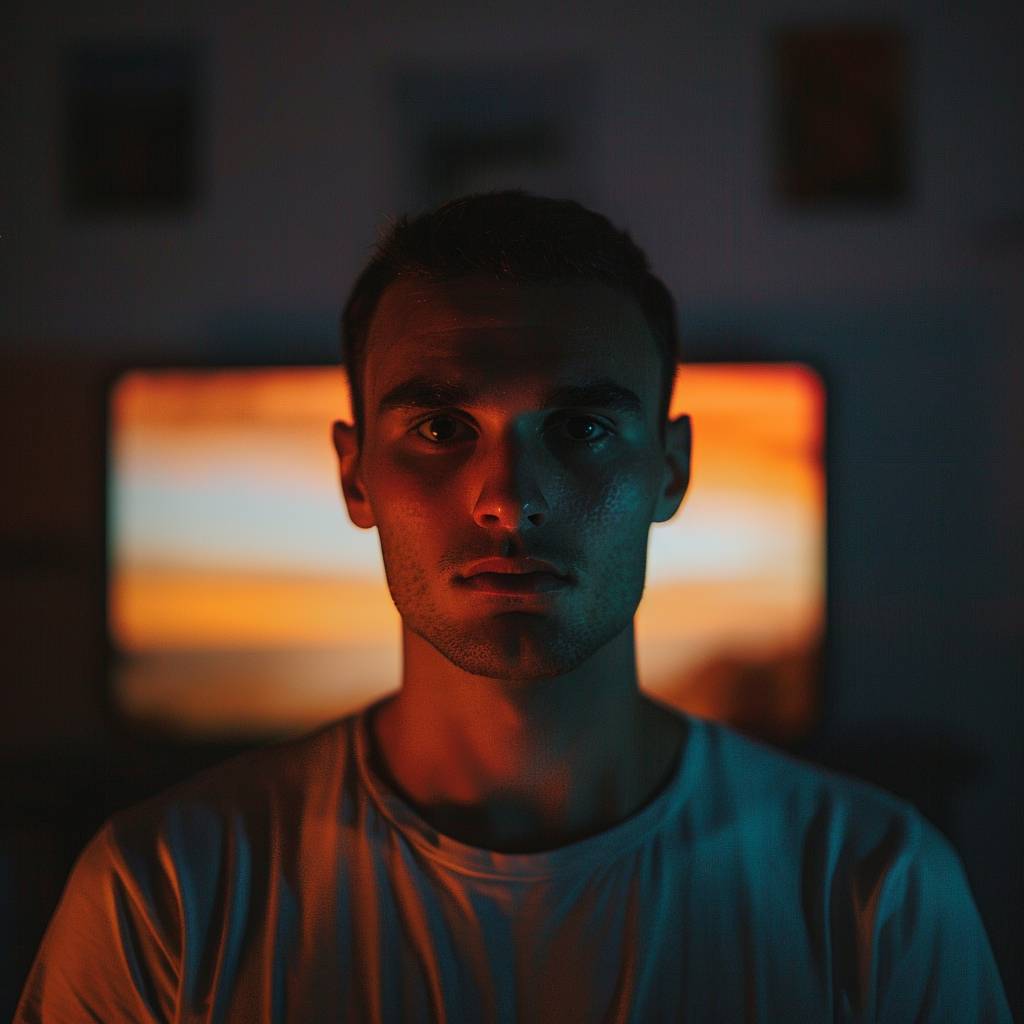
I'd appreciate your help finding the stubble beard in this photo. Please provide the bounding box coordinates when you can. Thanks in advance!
[378,531,646,684]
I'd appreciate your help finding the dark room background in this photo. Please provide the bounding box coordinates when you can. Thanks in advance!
[2,0,1021,1017]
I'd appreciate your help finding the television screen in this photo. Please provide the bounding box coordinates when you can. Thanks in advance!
[108,364,825,741]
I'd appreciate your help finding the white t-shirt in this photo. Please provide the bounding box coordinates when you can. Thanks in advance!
[15,698,1011,1022]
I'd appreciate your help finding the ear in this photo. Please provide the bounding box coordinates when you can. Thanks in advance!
[331,420,376,530]
[652,414,691,524]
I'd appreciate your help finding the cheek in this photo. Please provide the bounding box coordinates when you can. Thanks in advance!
[365,450,455,522]
[575,460,657,531]
[366,444,658,530]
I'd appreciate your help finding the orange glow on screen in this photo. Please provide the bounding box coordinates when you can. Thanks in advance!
[110,365,825,741]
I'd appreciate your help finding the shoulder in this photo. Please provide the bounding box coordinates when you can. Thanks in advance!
[681,715,940,865]
[679,720,999,958]
[105,709,361,882]
[14,717,364,1023]
[680,719,1015,1017]
[14,712,366,1023]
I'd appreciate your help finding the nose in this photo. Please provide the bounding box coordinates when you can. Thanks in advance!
[471,436,550,532]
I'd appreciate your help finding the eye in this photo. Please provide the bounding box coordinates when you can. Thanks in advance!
[413,414,472,445]
[411,413,614,447]
[560,415,611,445]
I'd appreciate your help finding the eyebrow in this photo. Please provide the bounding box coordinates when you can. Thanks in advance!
[376,375,647,418]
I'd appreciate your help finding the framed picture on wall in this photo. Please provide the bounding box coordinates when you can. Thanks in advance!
[391,62,597,211]
[64,42,201,215]
[773,25,909,206]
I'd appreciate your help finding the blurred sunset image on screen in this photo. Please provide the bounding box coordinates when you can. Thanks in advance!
[109,364,825,740]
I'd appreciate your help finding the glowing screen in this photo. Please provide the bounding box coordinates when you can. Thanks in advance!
[109,365,825,740]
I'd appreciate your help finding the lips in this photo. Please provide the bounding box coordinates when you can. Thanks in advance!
[459,571,571,595]
[458,556,570,580]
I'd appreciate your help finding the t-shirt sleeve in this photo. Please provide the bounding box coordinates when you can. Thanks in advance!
[13,821,180,1024]
[872,818,1011,1023]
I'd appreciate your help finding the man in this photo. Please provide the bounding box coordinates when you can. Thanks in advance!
[16,191,1010,1021]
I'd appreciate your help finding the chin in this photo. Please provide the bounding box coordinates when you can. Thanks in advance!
[468,660,576,684]
[434,630,600,683]
[403,599,632,683]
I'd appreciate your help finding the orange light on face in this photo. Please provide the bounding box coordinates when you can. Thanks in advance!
[109,364,825,740]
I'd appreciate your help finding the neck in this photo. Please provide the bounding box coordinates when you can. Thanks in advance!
[366,624,685,853]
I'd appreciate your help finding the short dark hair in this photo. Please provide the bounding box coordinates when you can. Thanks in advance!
[340,189,680,446]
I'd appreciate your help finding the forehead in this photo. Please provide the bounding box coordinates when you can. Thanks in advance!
[364,275,660,400]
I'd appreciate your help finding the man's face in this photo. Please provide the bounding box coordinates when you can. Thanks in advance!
[333,275,689,683]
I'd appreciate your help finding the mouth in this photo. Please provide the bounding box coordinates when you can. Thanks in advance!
[456,571,572,596]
